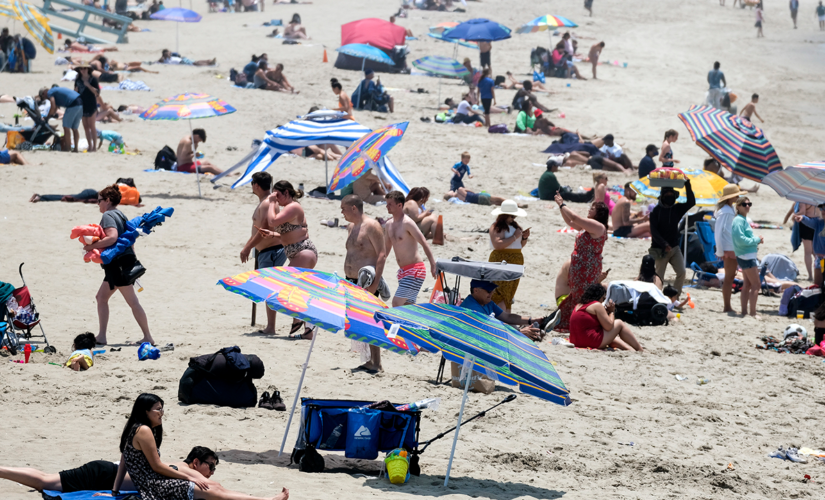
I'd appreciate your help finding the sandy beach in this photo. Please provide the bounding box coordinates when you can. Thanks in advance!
[2,0,825,498]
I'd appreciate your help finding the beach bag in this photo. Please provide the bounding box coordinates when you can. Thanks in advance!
[614,293,669,327]
[345,408,381,459]
[787,287,822,319]
[488,123,508,134]
[154,145,177,170]
[178,347,264,407]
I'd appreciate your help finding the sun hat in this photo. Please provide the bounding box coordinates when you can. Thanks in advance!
[718,184,747,203]
[491,199,527,218]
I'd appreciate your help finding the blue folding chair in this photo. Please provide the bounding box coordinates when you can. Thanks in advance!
[694,221,721,267]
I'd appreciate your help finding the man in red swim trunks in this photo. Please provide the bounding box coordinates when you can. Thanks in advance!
[384,190,436,306]
[175,128,224,175]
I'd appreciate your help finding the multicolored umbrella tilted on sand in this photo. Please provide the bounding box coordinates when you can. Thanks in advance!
[329,121,408,193]
[763,161,825,206]
[678,105,782,183]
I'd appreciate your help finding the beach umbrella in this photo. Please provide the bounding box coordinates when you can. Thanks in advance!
[630,168,728,207]
[150,7,201,53]
[442,18,512,42]
[328,121,408,193]
[218,267,417,457]
[515,14,577,49]
[0,0,54,54]
[678,105,782,183]
[375,303,570,486]
[140,93,236,198]
[335,43,394,71]
[763,161,825,206]
[428,22,479,56]
[411,55,469,103]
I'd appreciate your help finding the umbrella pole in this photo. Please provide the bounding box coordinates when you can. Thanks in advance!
[189,119,202,198]
[444,355,474,487]
[279,326,319,457]
[176,22,180,54]
[361,57,365,72]
[438,77,441,107]
[324,145,329,195]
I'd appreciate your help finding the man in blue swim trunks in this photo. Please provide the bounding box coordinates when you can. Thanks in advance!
[39,85,83,152]
[0,148,27,165]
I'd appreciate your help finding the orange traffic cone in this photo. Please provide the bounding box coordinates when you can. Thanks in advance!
[432,215,444,246]
[57,32,62,39]
[322,48,328,63]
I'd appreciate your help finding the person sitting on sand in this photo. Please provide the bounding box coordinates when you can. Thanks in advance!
[662,285,689,317]
[599,134,634,173]
[514,99,538,133]
[512,80,551,113]
[460,280,550,341]
[569,283,643,351]
[451,93,485,125]
[404,187,440,239]
[64,332,96,371]
[253,60,285,92]
[0,148,27,165]
[355,69,394,113]
[331,78,353,118]
[350,170,390,204]
[176,129,224,175]
[96,101,123,123]
[284,13,309,39]
[611,182,650,238]
[115,394,289,500]
[158,49,216,66]
[266,63,299,93]
[637,254,663,289]
[538,158,594,202]
[444,187,527,208]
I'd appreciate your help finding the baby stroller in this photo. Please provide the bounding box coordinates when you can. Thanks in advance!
[1,97,60,151]
[2,264,54,355]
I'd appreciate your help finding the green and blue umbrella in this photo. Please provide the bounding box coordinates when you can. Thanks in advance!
[374,303,570,406]
[412,55,469,78]
[678,105,782,183]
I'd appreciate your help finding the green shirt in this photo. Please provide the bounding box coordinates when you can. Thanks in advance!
[538,170,561,200]
[516,111,536,132]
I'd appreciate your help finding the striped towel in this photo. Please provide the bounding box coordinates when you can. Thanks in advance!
[556,227,579,234]
[102,79,152,91]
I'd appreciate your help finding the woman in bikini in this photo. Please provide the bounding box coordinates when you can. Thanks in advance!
[403,187,439,239]
[659,129,679,168]
[266,64,299,94]
[258,181,318,339]
[330,78,353,119]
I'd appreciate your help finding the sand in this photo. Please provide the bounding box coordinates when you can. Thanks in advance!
[2,0,825,498]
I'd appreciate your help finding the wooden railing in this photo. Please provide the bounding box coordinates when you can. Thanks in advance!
[42,0,133,45]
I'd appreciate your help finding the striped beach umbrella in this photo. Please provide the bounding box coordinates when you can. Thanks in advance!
[412,55,469,78]
[678,105,782,182]
[375,302,570,486]
[329,121,408,193]
[0,0,54,54]
[631,168,728,207]
[516,14,578,34]
[763,161,825,206]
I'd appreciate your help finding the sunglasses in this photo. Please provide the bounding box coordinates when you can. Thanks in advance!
[96,198,104,204]
[740,202,753,207]
[206,461,217,473]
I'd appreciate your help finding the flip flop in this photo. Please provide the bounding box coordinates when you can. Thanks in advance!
[289,321,305,335]
[351,364,382,375]
[288,328,313,340]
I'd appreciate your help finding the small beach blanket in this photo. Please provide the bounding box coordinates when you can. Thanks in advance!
[751,223,784,230]
[43,490,140,500]
[102,80,152,91]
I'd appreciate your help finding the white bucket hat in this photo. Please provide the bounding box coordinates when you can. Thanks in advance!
[491,199,527,218]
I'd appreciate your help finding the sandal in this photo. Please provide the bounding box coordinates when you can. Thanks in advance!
[288,327,313,340]
[289,321,305,335]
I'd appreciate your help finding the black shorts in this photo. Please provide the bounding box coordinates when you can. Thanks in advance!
[800,223,815,241]
[481,98,492,115]
[613,225,633,238]
[102,252,142,290]
[587,156,604,170]
[480,51,491,68]
[99,72,119,83]
[59,460,118,492]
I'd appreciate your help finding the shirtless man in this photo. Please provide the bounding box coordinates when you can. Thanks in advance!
[176,129,224,175]
[611,183,650,238]
[589,41,604,79]
[739,93,764,123]
[478,41,492,73]
[342,194,388,373]
[352,170,390,204]
[241,172,285,334]
[384,191,437,307]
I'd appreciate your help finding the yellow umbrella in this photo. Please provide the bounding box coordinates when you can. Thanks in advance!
[0,0,54,54]
[630,168,728,207]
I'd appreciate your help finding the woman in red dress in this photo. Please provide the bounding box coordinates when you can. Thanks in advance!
[569,284,643,351]
[553,194,610,332]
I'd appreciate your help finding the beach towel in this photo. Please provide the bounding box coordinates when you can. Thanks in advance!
[556,227,579,234]
[101,79,152,91]
[42,490,139,500]
[542,142,601,156]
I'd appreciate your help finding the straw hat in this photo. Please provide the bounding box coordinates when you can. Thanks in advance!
[491,200,527,218]
[718,184,747,203]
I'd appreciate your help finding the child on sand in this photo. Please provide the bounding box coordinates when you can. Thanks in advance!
[450,152,474,191]
[65,332,96,371]
[97,129,125,150]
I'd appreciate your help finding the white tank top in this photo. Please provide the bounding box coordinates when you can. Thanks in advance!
[490,225,522,250]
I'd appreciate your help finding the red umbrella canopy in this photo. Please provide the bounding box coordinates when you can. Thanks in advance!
[341,18,406,51]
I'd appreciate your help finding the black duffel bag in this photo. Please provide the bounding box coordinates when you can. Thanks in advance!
[614,292,669,327]
[178,346,264,408]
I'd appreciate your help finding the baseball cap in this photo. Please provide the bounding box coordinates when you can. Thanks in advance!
[470,280,498,292]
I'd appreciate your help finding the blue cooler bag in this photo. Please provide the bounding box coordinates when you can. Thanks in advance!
[345,408,381,459]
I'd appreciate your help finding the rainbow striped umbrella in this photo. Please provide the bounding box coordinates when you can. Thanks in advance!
[516,14,578,34]
[631,168,728,207]
[763,161,825,206]
[329,121,408,192]
[678,105,782,183]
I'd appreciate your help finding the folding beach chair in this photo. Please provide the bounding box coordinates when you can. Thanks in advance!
[3,264,54,354]
[694,221,721,267]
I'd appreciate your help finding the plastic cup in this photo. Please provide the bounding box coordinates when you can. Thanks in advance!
[797,312,804,320]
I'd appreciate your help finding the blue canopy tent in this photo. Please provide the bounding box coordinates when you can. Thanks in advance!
[214,115,410,195]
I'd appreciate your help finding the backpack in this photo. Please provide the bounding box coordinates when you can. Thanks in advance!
[154,145,176,170]
[178,346,264,407]
[787,287,823,319]
[614,292,669,327]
